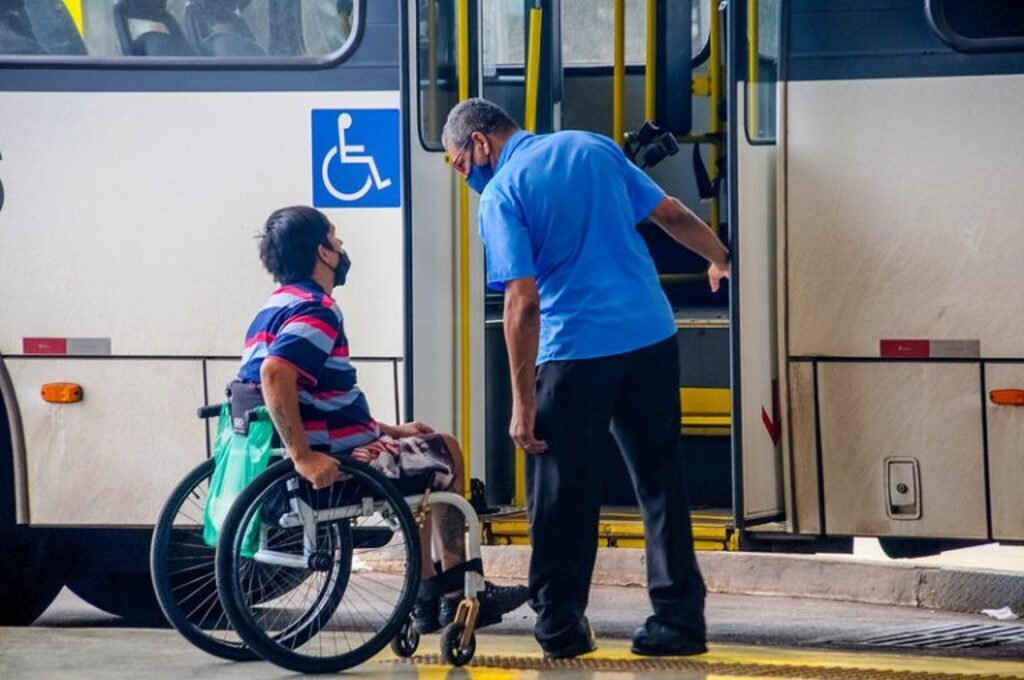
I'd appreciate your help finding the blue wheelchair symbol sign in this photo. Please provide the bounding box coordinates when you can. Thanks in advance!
[312,109,401,208]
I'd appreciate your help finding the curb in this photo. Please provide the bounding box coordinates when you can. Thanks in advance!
[479,546,1024,615]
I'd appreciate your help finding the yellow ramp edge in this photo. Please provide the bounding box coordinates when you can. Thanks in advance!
[483,508,738,551]
[381,637,1024,678]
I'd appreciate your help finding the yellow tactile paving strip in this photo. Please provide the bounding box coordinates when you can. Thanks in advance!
[379,637,1024,679]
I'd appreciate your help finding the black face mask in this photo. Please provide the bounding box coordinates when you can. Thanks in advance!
[332,249,352,287]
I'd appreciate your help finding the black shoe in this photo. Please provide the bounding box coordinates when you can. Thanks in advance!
[542,617,597,660]
[439,581,530,629]
[631,619,707,656]
[412,592,441,634]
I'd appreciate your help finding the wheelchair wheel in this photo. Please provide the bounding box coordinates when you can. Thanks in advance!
[440,621,476,667]
[216,457,420,674]
[150,459,254,661]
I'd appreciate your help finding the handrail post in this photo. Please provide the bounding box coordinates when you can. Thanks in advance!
[645,0,656,122]
[613,0,626,144]
[456,0,472,488]
[524,2,543,132]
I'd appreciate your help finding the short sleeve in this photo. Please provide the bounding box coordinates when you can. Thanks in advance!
[266,300,340,386]
[622,156,666,223]
[478,192,536,292]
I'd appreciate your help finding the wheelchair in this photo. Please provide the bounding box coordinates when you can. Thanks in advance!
[151,402,488,673]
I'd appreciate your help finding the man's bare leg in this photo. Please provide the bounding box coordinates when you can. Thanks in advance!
[432,434,467,594]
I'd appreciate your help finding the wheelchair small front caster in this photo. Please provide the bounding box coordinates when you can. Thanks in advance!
[390,617,420,658]
[440,622,476,667]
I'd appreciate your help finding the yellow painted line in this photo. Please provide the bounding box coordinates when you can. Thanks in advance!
[378,636,1024,678]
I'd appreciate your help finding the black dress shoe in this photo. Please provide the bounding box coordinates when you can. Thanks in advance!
[542,617,597,660]
[631,619,707,656]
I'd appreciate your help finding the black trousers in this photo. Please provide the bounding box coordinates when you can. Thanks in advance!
[527,336,706,648]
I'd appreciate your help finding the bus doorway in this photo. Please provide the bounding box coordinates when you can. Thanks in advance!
[465,0,752,551]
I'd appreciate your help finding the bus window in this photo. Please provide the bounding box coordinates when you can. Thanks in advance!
[927,0,1024,53]
[417,0,458,149]
[560,0,710,67]
[746,0,780,143]
[0,0,358,59]
[483,0,524,71]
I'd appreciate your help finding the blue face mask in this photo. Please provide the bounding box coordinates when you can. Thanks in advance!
[465,160,494,194]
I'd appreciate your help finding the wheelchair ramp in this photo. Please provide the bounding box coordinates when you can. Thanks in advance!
[482,506,737,551]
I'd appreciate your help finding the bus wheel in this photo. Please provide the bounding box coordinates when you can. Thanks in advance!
[68,572,165,622]
[0,528,65,625]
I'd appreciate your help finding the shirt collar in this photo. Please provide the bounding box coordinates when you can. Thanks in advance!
[496,129,533,172]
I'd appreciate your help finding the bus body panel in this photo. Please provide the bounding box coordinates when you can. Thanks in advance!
[0,88,407,526]
[984,363,1024,542]
[0,90,404,359]
[818,361,988,539]
[7,358,206,526]
[735,98,784,521]
[781,0,1024,541]
[785,75,1024,359]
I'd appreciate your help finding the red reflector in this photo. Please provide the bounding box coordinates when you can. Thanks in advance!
[23,338,68,355]
[880,339,930,358]
[991,390,1024,406]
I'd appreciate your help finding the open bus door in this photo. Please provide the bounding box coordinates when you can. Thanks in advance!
[473,0,764,552]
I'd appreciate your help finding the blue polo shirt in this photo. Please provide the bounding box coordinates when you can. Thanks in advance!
[478,129,675,364]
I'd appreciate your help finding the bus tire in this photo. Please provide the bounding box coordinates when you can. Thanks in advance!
[68,572,165,622]
[0,528,65,625]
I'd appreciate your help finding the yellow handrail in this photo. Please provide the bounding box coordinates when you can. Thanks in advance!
[524,5,543,133]
[747,0,759,137]
[645,0,656,122]
[708,0,722,235]
[456,0,471,486]
[63,0,83,35]
[613,0,626,144]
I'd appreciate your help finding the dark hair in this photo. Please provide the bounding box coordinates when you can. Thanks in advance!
[258,206,332,283]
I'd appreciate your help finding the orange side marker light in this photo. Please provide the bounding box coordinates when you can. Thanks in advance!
[41,383,83,404]
[990,389,1024,406]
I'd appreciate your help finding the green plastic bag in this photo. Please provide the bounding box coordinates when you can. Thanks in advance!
[203,404,276,556]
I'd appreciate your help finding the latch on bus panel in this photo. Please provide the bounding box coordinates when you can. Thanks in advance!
[885,457,921,520]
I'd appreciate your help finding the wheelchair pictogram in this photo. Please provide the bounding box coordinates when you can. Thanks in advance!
[312,109,400,208]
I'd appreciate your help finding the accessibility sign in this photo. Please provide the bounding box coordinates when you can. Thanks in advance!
[312,109,401,208]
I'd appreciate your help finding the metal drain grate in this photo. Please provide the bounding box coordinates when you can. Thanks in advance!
[844,624,1024,650]
[390,654,1019,679]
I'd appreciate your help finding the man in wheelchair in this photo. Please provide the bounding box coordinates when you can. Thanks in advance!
[236,205,528,635]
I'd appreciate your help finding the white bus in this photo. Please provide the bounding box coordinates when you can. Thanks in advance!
[2,0,1023,624]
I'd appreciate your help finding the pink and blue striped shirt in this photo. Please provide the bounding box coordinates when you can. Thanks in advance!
[237,279,379,453]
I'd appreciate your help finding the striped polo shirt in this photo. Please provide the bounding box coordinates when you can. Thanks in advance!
[237,279,379,453]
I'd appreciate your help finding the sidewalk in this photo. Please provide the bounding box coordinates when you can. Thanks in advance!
[480,545,1024,617]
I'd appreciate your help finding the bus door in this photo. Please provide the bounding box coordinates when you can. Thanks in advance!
[778,0,1024,552]
[0,0,405,616]
[732,0,786,532]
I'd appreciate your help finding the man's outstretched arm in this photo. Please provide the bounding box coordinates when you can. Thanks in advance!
[647,195,731,292]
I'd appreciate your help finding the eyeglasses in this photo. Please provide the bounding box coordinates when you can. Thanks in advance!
[445,138,474,175]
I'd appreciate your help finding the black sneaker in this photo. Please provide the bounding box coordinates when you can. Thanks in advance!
[542,617,597,660]
[412,592,441,634]
[631,618,707,657]
[438,581,530,629]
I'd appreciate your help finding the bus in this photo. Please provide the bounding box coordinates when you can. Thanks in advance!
[2,0,1023,624]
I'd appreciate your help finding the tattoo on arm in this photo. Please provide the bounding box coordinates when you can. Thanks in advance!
[267,404,299,449]
[438,507,466,557]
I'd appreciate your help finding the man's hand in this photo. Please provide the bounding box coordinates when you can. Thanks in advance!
[708,260,731,293]
[390,421,435,438]
[510,402,548,454]
[293,449,344,489]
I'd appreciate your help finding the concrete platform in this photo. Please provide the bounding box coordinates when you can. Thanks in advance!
[480,546,1024,615]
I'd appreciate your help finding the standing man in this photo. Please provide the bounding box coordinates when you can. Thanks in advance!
[442,99,730,659]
